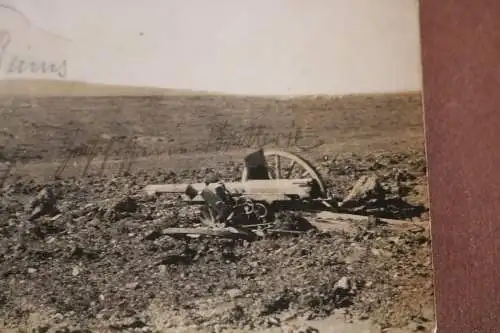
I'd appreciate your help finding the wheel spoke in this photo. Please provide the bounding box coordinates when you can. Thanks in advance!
[240,148,327,198]
[275,154,281,179]
[267,164,274,179]
[285,161,296,178]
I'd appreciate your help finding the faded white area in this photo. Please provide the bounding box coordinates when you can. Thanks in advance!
[0,0,422,95]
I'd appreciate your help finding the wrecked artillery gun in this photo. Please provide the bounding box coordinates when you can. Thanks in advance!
[144,148,335,240]
[23,148,424,239]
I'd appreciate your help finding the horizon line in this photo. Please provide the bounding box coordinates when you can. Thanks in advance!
[0,78,422,98]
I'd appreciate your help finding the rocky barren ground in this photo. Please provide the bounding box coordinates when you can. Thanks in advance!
[0,92,434,332]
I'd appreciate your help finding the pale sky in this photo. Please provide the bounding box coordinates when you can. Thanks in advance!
[0,0,422,95]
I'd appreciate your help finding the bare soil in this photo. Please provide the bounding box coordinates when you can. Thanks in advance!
[0,91,434,333]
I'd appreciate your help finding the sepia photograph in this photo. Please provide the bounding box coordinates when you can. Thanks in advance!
[0,1,434,332]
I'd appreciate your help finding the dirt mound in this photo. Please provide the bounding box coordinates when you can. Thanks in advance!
[0,152,433,332]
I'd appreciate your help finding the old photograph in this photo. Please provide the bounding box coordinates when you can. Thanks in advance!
[0,1,434,332]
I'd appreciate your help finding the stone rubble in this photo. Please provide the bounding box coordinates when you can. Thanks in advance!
[0,152,433,332]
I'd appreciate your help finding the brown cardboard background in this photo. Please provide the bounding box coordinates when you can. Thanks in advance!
[420,1,500,332]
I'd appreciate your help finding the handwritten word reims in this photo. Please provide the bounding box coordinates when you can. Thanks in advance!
[0,30,68,78]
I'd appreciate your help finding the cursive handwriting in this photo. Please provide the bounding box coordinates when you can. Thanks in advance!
[0,124,325,185]
[0,132,140,185]
[7,56,67,78]
[53,133,138,179]
[0,30,68,78]
[209,120,324,152]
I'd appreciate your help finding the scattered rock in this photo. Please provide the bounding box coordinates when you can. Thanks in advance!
[226,288,243,298]
[28,186,59,220]
[273,212,316,232]
[340,175,386,209]
[408,321,428,332]
[71,266,80,276]
[126,282,140,290]
[112,196,138,213]
[143,229,162,241]
[267,316,280,327]
[295,325,320,333]
[0,152,432,331]
[334,276,352,292]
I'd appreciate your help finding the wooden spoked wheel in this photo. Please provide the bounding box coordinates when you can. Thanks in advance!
[240,149,327,198]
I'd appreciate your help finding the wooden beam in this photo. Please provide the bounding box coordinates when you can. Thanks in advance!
[144,179,314,201]
[312,211,429,232]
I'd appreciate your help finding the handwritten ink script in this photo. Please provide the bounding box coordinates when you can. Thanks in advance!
[52,134,138,179]
[0,30,68,78]
[0,124,325,184]
[0,134,138,186]
[209,121,324,152]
